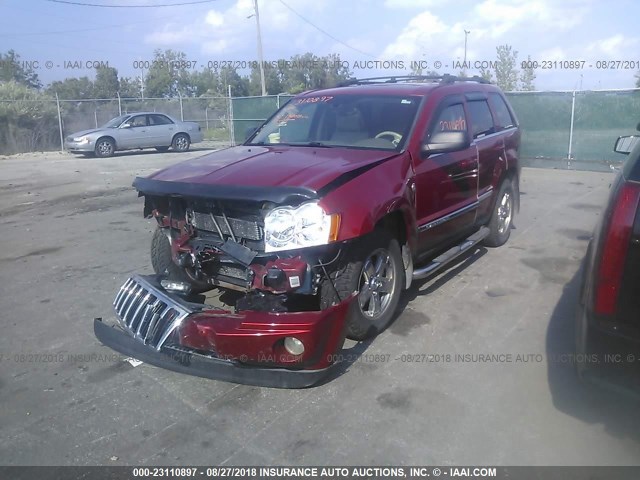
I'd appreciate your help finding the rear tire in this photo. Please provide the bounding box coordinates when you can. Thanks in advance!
[171,133,190,152]
[484,179,514,247]
[320,232,403,340]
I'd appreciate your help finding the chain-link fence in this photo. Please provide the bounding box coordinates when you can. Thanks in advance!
[507,89,640,171]
[0,94,233,155]
[59,96,234,144]
[1,89,639,172]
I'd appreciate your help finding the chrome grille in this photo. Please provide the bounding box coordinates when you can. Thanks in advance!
[112,275,192,350]
[191,212,262,241]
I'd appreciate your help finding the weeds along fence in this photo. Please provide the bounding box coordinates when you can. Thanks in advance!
[1,89,639,172]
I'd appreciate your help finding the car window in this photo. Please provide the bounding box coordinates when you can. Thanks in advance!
[488,93,515,130]
[466,100,495,139]
[248,94,421,151]
[278,104,317,143]
[102,114,128,128]
[148,114,173,126]
[124,115,147,128]
[428,103,467,138]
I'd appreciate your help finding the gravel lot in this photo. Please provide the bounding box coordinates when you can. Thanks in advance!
[1,149,639,466]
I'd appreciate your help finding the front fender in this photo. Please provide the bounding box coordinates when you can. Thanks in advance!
[320,153,416,245]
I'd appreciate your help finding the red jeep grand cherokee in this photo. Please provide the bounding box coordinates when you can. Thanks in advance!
[95,75,521,388]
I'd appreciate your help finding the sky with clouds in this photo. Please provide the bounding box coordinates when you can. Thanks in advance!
[2,0,639,91]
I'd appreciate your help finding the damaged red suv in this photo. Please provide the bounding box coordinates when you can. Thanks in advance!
[95,75,521,387]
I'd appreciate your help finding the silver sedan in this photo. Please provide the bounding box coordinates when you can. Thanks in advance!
[64,112,204,157]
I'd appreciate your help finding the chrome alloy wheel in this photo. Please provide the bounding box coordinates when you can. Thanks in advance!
[497,191,513,235]
[358,248,397,320]
[174,135,189,151]
[97,140,113,156]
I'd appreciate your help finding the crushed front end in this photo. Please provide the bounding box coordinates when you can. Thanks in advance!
[95,178,357,388]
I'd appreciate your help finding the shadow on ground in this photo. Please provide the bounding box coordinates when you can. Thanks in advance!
[546,266,640,443]
[325,247,488,384]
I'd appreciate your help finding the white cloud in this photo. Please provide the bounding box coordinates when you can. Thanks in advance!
[380,11,452,59]
[380,0,593,68]
[586,34,639,58]
[144,0,295,58]
[205,10,224,28]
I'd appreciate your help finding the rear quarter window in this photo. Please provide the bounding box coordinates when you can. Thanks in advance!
[488,93,516,130]
[466,100,494,138]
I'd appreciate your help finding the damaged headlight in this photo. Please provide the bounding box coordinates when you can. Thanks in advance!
[264,201,340,252]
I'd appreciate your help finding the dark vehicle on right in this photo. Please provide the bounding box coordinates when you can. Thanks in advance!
[576,132,640,379]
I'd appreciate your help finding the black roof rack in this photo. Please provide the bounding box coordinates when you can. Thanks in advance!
[336,74,491,87]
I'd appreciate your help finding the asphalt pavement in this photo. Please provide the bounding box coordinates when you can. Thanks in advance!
[1,148,639,466]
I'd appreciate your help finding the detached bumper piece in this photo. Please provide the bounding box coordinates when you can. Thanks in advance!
[94,275,355,388]
[94,318,334,388]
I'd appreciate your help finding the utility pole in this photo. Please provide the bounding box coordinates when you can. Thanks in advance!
[139,63,145,99]
[253,0,267,96]
[463,29,471,74]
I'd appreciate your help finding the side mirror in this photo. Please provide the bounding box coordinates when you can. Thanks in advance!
[121,123,132,129]
[614,135,639,155]
[422,131,470,156]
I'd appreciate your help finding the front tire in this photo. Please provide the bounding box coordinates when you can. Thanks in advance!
[94,137,115,158]
[321,232,404,340]
[151,228,208,292]
[484,179,514,247]
[171,133,190,152]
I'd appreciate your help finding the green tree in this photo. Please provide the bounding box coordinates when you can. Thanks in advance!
[190,68,221,97]
[144,49,193,97]
[248,63,283,96]
[478,65,494,83]
[47,76,94,99]
[94,66,119,98]
[0,81,58,154]
[279,53,351,93]
[494,44,518,91]
[408,66,439,78]
[118,76,141,98]
[519,55,536,91]
[0,50,41,89]
[219,66,249,97]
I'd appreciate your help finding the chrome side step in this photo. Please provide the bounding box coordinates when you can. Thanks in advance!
[412,226,490,280]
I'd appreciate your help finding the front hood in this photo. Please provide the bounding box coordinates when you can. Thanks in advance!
[136,145,398,203]
[68,128,104,138]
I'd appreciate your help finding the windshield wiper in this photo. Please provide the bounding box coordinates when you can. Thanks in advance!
[297,142,334,148]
